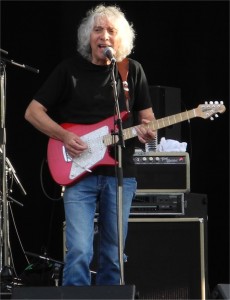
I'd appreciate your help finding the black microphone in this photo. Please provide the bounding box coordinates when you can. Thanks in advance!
[103,47,116,63]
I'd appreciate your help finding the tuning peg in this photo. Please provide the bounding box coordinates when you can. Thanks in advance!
[215,114,219,118]
[210,117,214,121]
[209,101,214,105]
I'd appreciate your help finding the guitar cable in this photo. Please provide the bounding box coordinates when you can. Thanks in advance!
[40,157,63,201]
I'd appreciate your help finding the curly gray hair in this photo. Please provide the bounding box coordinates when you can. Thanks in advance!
[77,4,136,62]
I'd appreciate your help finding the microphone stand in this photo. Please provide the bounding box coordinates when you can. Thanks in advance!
[109,60,125,285]
[0,60,12,279]
[0,51,39,290]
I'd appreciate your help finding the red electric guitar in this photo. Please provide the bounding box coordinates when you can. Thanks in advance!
[47,101,226,186]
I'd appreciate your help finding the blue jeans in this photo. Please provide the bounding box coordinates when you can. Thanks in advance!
[62,175,137,286]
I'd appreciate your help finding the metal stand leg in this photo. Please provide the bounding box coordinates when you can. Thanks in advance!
[0,62,13,279]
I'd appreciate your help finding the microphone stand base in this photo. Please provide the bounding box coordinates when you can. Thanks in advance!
[0,265,14,297]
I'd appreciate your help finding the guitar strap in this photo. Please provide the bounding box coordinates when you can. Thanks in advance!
[117,58,130,114]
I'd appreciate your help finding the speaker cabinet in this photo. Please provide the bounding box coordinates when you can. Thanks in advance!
[11,285,136,299]
[149,85,182,142]
[211,284,230,299]
[124,217,208,299]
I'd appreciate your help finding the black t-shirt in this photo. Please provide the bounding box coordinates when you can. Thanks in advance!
[34,52,152,177]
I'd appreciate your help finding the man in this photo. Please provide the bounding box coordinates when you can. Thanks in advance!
[25,4,156,286]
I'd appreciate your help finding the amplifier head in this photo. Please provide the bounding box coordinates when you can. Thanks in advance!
[133,151,190,193]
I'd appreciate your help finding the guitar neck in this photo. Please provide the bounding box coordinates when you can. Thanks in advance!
[103,99,227,146]
[129,108,197,136]
[104,108,197,146]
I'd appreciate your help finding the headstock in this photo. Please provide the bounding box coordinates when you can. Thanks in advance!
[196,101,226,120]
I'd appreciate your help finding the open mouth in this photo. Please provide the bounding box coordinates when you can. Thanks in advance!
[98,44,112,49]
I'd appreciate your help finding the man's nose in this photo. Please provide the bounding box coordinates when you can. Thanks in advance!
[100,29,110,40]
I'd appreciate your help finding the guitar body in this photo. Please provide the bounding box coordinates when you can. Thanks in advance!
[47,112,127,186]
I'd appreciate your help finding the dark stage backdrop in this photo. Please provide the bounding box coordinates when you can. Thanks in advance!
[1,0,229,293]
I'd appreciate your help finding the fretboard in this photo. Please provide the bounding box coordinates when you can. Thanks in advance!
[104,108,197,146]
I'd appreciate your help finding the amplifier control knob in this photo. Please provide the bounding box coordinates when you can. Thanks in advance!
[149,157,153,161]
[142,157,147,161]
